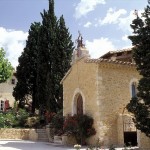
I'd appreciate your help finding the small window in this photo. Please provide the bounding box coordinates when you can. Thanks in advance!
[131,82,137,98]
[11,79,15,84]
[0,100,4,111]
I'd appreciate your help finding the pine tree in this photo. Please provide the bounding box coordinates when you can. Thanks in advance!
[13,22,41,113]
[127,4,150,137]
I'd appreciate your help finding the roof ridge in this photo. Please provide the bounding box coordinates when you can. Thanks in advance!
[85,58,135,66]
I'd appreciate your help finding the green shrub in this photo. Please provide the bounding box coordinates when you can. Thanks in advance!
[15,108,29,127]
[63,114,96,145]
[0,108,29,128]
[25,116,39,128]
[0,112,6,128]
[0,110,17,128]
[51,110,64,135]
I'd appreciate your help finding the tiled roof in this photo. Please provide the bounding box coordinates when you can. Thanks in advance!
[85,58,135,66]
[100,48,132,58]
[106,48,132,54]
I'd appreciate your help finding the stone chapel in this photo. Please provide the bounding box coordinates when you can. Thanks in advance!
[61,34,150,148]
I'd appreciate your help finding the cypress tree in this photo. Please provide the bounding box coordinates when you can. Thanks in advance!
[53,15,74,109]
[127,4,150,137]
[13,22,41,113]
[36,0,57,112]
[36,1,74,113]
[14,0,74,114]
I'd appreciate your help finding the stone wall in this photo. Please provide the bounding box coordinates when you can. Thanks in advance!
[63,58,99,117]
[63,59,150,148]
[0,128,38,141]
[0,75,17,107]
[63,58,101,145]
[97,63,140,146]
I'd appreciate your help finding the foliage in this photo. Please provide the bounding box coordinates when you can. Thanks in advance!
[51,110,64,135]
[63,114,96,145]
[14,0,74,114]
[0,47,13,83]
[0,111,16,128]
[15,108,30,127]
[0,108,29,128]
[109,144,116,150]
[25,116,39,128]
[45,111,56,124]
[74,144,81,150]
[127,3,150,137]
[36,0,74,113]
[13,22,41,113]
[36,0,58,112]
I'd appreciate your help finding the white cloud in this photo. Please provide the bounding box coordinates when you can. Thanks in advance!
[118,10,143,32]
[85,38,115,58]
[0,27,28,68]
[99,8,144,33]
[122,34,128,41]
[84,21,92,28]
[74,0,106,19]
[99,8,127,25]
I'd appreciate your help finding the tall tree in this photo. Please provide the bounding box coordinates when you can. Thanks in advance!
[127,4,150,137]
[36,0,74,113]
[13,22,41,113]
[14,0,74,114]
[36,0,58,112]
[52,15,74,109]
[0,48,13,83]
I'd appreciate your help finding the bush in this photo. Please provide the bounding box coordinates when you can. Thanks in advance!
[0,108,29,128]
[15,108,29,127]
[25,116,39,128]
[51,110,64,135]
[45,111,56,124]
[63,114,96,145]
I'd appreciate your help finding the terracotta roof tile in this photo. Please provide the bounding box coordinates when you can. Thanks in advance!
[85,58,135,66]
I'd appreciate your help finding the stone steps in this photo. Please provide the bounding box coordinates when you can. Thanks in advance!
[54,135,62,144]
[36,129,49,142]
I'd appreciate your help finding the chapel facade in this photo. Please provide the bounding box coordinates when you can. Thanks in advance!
[61,34,150,148]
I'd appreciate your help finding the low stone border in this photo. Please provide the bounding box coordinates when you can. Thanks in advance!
[0,128,38,141]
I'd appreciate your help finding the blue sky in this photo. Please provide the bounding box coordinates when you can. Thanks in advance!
[0,0,148,68]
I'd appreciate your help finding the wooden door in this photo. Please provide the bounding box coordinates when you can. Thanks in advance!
[77,95,83,115]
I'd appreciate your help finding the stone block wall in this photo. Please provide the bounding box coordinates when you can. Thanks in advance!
[62,59,150,148]
[0,128,29,139]
[63,58,101,145]
[63,58,99,118]
[0,128,38,141]
[0,76,16,107]
[97,63,140,146]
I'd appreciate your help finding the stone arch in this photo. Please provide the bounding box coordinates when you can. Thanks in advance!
[122,108,138,146]
[72,88,85,115]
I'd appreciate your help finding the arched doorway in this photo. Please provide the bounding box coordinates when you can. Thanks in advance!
[76,94,83,115]
[123,115,137,146]
[72,88,85,115]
